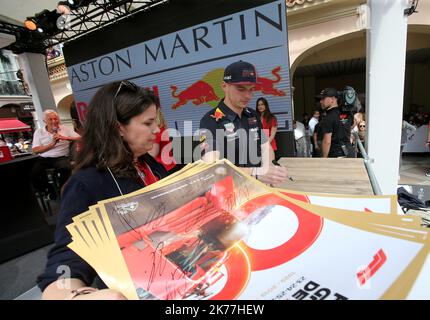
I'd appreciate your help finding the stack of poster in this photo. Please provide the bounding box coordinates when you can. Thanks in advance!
[66,159,430,300]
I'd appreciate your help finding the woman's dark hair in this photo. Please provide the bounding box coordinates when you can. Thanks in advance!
[256,97,275,125]
[73,81,158,179]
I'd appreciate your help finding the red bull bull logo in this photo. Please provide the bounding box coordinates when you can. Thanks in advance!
[171,80,220,110]
[170,66,287,110]
[255,66,286,97]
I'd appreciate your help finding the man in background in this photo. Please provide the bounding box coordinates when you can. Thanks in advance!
[317,88,354,158]
[31,109,80,194]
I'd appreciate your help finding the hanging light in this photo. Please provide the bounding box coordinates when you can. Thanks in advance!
[24,18,37,31]
[24,9,61,35]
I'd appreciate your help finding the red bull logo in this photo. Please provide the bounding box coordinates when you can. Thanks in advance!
[171,80,220,110]
[255,66,286,97]
[170,66,287,110]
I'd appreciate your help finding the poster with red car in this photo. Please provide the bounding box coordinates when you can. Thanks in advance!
[69,160,430,300]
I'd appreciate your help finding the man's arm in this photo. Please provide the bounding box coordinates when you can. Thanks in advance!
[269,125,277,143]
[313,132,319,150]
[199,114,220,163]
[32,140,58,154]
[322,133,332,158]
[58,129,81,142]
[60,135,81,142]
[32,129,60,154]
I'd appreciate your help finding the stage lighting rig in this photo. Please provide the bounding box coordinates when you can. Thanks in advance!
[24,9,62,35]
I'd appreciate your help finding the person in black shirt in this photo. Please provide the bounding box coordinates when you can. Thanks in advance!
[316,88,354,158]
[199,61,288,185]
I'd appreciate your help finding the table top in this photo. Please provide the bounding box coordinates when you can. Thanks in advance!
[276,157,374,195]
[0,153,38,166]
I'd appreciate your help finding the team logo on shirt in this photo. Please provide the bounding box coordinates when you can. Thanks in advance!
[210,108,225,122]
[223,122,235,133]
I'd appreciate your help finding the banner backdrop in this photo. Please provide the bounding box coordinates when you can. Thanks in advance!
[66,0,293,135]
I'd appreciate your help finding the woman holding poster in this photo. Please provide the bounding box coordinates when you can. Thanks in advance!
[36,81,168,300]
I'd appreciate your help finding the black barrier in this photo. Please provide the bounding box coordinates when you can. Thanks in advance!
[0,155,54,263]
[275,131,295,158]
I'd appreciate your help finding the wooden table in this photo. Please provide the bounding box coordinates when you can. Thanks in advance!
[276,158,374,195]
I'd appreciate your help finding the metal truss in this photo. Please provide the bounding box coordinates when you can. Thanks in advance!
[51,0,169,45]
[0,21,48,54]
[1,0,169,54]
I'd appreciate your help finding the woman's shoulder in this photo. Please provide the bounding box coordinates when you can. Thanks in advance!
[65,166,140,201]
[64,167,105,193]
[72,166,106,181]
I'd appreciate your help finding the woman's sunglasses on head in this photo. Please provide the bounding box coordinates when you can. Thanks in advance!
[113,80,139,101]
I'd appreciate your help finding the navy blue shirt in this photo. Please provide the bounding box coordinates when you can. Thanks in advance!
[199,100,267,167]
[36,154,167,292]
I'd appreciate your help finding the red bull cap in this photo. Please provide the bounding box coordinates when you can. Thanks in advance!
[223,60,257,85]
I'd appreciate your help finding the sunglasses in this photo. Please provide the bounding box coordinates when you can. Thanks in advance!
[113,80,139,102]
[359,125,366,128]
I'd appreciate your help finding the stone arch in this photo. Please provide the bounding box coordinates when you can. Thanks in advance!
[290,30,364,78]
[56,94,75,129]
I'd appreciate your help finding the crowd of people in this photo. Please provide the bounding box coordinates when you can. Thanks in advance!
[292,89,363,159]
[405,110,429,128]
[290,90,424,179]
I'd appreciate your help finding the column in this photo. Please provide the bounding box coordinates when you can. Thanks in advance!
[366,0,409,194]
[18,52,56,129]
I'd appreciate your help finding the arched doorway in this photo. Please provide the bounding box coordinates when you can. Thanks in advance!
[56,94,75,130]
[291,31,366,121]
[291,28,430,122]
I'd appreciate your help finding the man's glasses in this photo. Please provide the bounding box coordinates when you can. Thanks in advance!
[113,80,139,102]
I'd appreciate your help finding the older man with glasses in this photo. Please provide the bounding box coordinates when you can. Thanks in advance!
[31,109,81,196]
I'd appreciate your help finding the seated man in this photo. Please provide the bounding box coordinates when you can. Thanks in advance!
[31,109,81,194]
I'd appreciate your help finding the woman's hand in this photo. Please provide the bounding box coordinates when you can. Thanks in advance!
[42,279,127,300]
[70,288,127,300]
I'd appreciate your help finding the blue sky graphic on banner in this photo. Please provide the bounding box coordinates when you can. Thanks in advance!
[67,0,292,135]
